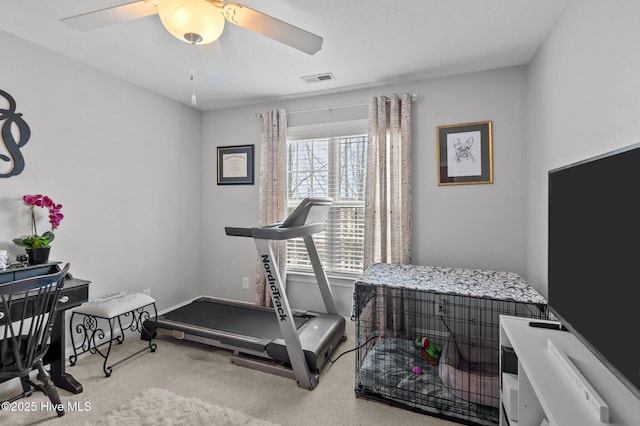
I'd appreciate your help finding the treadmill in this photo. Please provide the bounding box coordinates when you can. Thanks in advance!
[148,197,346,390]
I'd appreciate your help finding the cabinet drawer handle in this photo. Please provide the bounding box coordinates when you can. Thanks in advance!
[59,296,69,303]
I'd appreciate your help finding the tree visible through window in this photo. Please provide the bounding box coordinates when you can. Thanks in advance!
[286,134,367,276]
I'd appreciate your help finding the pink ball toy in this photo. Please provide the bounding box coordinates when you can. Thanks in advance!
[412,366,422,375]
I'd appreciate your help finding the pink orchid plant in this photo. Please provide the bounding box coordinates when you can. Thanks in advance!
[12,194,64,248]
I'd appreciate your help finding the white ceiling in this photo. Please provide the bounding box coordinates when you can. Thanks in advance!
[0,0,567,111]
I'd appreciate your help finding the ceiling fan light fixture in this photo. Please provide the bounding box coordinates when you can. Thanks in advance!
[156,0,225,44]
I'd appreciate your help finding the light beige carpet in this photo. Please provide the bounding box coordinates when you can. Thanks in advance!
[0,320,456,425]
[97,387,278,426]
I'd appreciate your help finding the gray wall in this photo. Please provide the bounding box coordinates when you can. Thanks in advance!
[526,0,640,297]
[0,27,529,317]
[4,0,639,315]
[202,67,528,315]
[0,30,204,309]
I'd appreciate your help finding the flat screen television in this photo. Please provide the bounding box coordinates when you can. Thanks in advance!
[548,142,640,398]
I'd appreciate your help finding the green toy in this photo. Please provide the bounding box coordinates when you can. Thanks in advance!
[415,336,442,365]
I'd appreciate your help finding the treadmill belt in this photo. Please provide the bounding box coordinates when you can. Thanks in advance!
[161,299,308,341]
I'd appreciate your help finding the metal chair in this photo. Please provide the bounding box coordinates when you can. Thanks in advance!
[0,263,70,417]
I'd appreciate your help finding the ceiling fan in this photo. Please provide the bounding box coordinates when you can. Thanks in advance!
[61,0,323,105]
[60,0,323,55]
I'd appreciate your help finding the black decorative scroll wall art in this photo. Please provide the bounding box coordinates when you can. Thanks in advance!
[0,89,31,178]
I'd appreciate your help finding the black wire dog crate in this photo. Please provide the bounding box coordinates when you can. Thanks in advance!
[352,263,548,425]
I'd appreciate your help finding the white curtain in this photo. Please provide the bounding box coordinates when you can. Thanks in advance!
[364,94,413,268]
[364,94,413,338]
[255,109,287,307]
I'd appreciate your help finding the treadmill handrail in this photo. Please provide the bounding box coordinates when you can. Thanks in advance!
[226,223,325,240]
[224,227,253,238]
[253,223,325,240]
[225,198,333,240]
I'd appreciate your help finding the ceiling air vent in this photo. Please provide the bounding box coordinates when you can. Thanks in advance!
[301,72,335,84]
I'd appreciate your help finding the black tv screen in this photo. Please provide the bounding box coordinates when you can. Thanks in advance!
[548,142,640,396]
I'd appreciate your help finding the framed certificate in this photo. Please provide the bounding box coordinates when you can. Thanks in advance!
[217,144,255,185]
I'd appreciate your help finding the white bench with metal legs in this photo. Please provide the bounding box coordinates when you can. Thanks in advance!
[69,292,157,377]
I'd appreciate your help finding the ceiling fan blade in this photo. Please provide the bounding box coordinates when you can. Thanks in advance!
[223,3,322,55]
[197,41,226,76]
[61,1,158,31]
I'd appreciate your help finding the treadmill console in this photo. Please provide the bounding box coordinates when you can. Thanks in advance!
[280,197,333,228]
[225,197,334,240]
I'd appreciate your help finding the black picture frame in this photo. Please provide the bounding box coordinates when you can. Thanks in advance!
[437,121,493,185]
[217,144,255,185]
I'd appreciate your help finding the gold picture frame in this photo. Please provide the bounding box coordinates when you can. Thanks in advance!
[437,120,493,185]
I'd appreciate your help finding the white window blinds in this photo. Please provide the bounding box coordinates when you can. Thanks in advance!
[286,133,367,276]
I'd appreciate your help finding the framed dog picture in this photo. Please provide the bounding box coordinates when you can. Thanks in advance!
[437,121,493,185]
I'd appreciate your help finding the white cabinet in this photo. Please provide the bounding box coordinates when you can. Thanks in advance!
[499,315,640,426]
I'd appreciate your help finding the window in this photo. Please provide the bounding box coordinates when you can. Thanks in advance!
[286,134,367,276]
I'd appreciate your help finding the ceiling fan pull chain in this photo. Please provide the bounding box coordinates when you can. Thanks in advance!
[190,39,197,106]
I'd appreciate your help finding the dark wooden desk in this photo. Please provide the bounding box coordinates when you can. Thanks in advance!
[0,262,90,394]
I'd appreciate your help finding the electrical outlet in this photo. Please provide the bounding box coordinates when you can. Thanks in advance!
[143,288,151,296]
[436,297,448,315]
[242,277,249,290]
